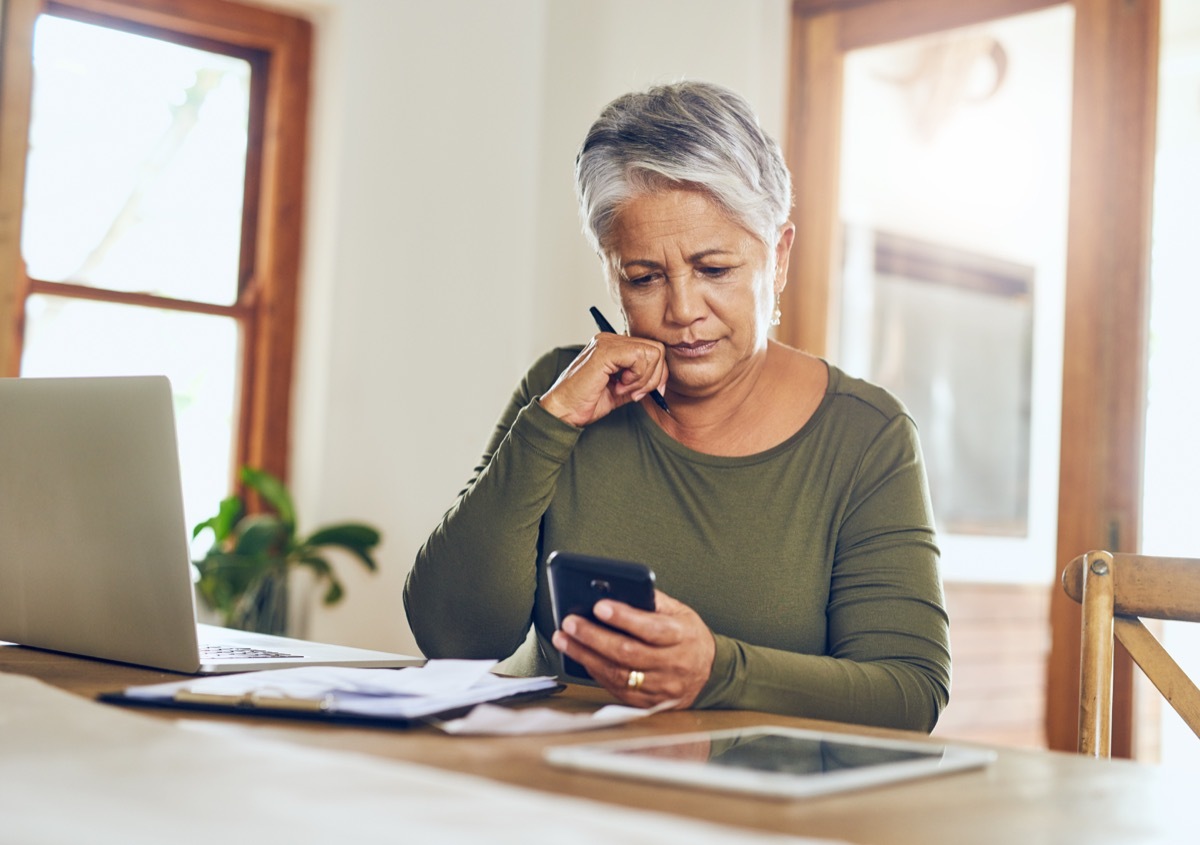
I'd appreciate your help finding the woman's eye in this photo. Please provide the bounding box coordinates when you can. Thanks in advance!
[627,273,660,286]
[698,266,731,279]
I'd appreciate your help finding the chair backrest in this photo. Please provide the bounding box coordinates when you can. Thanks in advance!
[1061,550,1200,756]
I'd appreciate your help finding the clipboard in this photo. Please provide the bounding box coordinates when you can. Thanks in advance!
[98,683,564,729]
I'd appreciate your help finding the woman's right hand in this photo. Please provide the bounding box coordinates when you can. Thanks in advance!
[539,332,668,428]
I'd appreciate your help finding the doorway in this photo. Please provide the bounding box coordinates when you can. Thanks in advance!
[784,0,1160,753]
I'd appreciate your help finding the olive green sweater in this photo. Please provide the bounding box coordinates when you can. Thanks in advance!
[405,347,951,732]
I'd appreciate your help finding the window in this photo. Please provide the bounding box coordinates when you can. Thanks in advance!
[0,0,311,530]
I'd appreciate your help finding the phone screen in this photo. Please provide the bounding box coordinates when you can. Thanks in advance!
[546,551,656,681]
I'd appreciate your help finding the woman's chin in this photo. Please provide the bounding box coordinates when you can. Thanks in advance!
[664,368,725,399]
[666,351,767,400]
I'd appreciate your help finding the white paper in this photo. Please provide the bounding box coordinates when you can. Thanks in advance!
[124,660,500,698]
[437,699,678,735]
[120,659,558,720]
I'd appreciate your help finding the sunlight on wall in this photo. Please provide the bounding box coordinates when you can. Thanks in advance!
[1142,0,1200,768]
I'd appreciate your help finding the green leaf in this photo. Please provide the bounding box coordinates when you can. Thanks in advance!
[233,514,288,556]
[293,553,333,579]
[295,542,374,573]
[305,523,380,550]
[301,523,380,572]
[194,551,270,620]
[240,466,296,529]
[291,554,346,607]
[322,578,344,605]
[191,494,243,542]
[339,544,379,572]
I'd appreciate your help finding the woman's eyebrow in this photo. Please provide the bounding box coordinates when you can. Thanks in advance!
[621,259,662,272]
[621,249,735,271]
[688,248,736,262]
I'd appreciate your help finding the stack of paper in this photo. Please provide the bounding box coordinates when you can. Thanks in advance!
[119,659,558,720]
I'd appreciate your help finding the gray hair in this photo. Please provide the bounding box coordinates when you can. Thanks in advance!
[574,80,793,280]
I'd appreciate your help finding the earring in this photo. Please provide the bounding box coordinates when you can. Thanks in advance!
[770,292,782,327]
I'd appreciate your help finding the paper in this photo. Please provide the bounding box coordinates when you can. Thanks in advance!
[120,661,675,735]
[437,699,678,735]
[121,660,558,720]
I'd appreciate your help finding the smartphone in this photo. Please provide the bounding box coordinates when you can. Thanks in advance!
[546,550,657,682]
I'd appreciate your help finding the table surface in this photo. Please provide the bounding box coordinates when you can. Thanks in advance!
[0,643,1189,845]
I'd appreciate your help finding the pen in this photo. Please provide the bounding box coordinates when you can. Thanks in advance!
[174,689,332,712]
[589,306,671,415]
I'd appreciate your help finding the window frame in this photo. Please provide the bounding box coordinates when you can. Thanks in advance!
[0,0,311,486]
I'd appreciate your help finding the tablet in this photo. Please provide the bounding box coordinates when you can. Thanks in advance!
[544,725,996,799]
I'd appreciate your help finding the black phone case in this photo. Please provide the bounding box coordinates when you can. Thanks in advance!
[546,550,656,681]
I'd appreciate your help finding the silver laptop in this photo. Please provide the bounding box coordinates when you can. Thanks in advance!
[0,375,422,674]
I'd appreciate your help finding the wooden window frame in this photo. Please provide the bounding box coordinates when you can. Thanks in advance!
[0,0,311,485]
[783,0,1159,755]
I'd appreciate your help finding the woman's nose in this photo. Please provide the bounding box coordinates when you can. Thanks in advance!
[664,277,704,325]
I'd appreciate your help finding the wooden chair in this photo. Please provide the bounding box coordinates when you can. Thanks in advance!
[1061,550,1200,756]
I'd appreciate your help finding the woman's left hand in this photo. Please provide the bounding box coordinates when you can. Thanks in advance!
[551,589,715,708]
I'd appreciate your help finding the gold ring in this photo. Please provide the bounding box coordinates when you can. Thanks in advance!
[627,669,645,691]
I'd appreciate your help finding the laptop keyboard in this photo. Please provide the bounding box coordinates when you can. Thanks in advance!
[200,644,302,660]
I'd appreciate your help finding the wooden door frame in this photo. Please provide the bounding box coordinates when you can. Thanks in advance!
[1046,0,1158,757]
[783,0,1160,755]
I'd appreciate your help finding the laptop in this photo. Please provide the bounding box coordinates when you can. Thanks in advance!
[0,375,422,674]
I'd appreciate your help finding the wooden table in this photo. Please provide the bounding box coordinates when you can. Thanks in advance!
[1,643,1189,844]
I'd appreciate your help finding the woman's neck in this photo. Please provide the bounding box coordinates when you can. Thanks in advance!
[648,343,827,457]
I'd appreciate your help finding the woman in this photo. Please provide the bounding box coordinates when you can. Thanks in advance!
[404,81,950,732]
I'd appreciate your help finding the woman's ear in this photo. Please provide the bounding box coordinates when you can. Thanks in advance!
[774,222,797,293]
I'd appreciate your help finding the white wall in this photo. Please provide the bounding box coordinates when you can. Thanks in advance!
[266,0,790,654]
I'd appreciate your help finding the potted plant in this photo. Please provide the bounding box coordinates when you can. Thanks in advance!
[192,466,381,635]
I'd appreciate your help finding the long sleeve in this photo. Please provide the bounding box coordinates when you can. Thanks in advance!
[529,365,949,732]
[693,415,950,732]
[403,349,581,659]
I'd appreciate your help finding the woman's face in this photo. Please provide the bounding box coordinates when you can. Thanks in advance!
[609,188,793,399]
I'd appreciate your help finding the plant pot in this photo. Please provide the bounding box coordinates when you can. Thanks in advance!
[229,571,289,636]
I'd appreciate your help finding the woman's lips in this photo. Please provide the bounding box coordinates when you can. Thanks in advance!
[669,339,717,358]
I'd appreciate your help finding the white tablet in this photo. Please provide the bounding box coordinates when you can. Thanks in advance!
[544,725,996,799]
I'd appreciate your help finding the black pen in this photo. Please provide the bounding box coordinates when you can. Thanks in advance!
[589,306,671,415]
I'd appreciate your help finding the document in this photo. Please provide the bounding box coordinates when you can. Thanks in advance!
[435,698,676,735]
[118,659,558,720]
